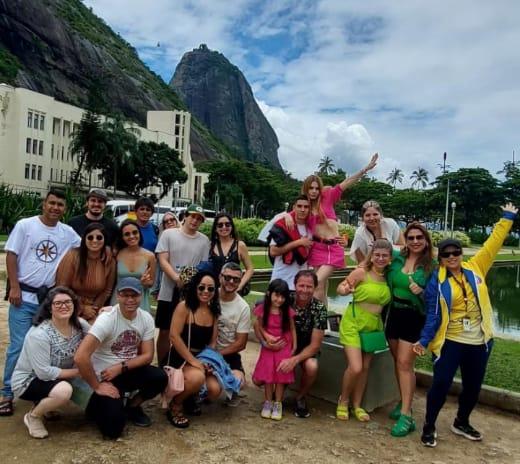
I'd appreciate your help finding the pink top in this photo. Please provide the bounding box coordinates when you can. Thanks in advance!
[253,304,296,341]
[307,184,343,234]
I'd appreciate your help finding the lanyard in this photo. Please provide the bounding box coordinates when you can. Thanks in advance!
[449,272,469,315]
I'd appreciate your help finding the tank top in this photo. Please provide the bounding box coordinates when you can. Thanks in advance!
[353,272,391,306]
[111,259,151,311]
[210,239,240,276]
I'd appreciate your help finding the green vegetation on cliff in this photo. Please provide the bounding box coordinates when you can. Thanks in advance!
[0,45,21,84]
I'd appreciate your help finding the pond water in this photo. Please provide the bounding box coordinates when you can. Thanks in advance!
[251,265,520,340]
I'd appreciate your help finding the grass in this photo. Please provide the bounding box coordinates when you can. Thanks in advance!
[415,337,520,392]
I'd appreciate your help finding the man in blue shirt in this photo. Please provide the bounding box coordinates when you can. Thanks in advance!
[134,197,158,252]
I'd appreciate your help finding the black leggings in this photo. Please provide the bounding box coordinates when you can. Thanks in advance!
[86,365,167,439]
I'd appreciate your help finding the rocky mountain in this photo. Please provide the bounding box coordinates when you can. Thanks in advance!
[0,0,261,163]
[171,45,281,169]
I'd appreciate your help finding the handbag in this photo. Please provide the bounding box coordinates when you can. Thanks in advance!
[160,312,192,408]
[352,293,388,354]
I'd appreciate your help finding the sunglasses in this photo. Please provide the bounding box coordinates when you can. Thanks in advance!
[222,274,241,284]
[86,234,104,241]
[406,234,424,241]
[123,230,140,237]
[197,285,216,293]
[217,222,232,229]
[439,249,463,258]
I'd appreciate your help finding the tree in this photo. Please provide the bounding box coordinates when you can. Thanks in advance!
[386,168,404,189]
[318,156,335,175]
[410,167,429,189]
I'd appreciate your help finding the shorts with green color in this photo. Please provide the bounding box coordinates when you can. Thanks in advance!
[339,303,383,348]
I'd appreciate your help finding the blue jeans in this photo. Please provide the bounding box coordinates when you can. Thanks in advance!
[1,301,39,399]
[424,339,493,427]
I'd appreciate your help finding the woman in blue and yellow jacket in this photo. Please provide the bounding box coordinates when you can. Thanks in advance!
[413,203,517,448]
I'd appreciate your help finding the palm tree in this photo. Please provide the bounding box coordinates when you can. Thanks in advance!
[386,168,404,189]
[318,155,335,175]
[410,167,429,189]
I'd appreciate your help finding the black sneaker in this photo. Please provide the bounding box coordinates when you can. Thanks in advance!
[294,397,311,418]
[126,405,152,427]
[421,425,437,447]
[451,419,482,441]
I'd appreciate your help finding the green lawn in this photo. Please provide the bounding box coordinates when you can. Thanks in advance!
[415,337,520,392]
[0,234,7,242]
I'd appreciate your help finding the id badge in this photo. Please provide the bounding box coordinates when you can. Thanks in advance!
[462,318,471,332]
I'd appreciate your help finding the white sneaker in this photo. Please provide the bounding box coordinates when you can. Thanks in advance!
[24,413,49,439]
[271,401,283,421]
[260,400,272,419]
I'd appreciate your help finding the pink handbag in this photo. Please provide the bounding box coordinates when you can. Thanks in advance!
[160,313,192,408]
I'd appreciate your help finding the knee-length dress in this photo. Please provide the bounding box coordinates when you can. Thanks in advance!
[252,304,296,384]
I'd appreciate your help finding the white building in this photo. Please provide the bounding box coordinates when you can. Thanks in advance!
[0,84,208,205]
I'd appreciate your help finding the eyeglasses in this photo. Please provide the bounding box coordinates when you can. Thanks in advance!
[406,234,424,241]
[217,222,232,229]
[222,274,241,284]
[197,285,216,293]
[163,219,177,225]
[52,299,74,308]
[123,230,140,237]
[439,249,463,258]
[86,234,104,241]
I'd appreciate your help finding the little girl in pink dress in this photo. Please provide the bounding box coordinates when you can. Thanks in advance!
[253,279,297,421]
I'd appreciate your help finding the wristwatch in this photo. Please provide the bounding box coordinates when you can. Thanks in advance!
[121,360,129,373]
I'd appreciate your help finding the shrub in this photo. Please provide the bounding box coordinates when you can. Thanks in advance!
[338,223,356,240]
[198,218,268,246]
[468,229,489,245]
[430,230,471,247]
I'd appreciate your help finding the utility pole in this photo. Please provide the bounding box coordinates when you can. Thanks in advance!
[443,152,450,235]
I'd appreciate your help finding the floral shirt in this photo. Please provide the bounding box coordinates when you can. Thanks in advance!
[289,292,328,352]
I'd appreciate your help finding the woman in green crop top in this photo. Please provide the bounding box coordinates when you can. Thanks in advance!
[335,239,392,422]
[385,222,435,437]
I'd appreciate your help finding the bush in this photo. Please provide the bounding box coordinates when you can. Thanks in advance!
[430,230,471,247]
[468,229,489,245]
[338,223,356,240]
[198,218,268,246]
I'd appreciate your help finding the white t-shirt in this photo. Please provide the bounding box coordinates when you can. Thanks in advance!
[155,228,210,301]
[216,294,251,351]
[5,216,81,304]
[349,217,402,263]
[88,305,155,379]
[270,223,310,290]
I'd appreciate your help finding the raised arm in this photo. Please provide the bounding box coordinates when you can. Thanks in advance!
[237,241,254,293]
[339,153,378,191]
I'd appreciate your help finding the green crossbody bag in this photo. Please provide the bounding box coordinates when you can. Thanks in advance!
[352,295,389,354]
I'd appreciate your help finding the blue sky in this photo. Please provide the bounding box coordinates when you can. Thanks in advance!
[84,0,520,183]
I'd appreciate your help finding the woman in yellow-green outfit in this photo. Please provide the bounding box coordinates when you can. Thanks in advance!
[336,239,392,422]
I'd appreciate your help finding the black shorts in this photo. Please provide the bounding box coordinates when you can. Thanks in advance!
[223,353,244,373]
[155,287,181,330]
[20,378,62,402]
[385,305,426,344]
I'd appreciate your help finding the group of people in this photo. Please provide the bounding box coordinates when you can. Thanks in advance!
[0,152,516,449]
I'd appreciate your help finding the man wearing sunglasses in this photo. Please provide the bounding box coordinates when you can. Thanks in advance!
[155,204,210,365]
[216,262,251,406]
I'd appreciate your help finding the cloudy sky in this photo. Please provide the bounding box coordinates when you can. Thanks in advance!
[84,0,519,183]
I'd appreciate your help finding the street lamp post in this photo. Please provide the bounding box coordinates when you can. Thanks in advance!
[451,201,456,237]
[250,204,254,218]
[284,201,289,212]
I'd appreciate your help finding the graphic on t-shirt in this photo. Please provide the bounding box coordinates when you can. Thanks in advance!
[35,239,58,263]
[110,330,141,359]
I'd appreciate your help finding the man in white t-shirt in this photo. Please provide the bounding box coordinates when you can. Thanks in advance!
[1,189,80,416]
[75,277,167,439]
[216,262,251,406]
[269,195,313,290]
[154,204,210,365]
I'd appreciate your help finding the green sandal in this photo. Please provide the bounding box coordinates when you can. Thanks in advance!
[336,399,349,421]
[391,414,416,437]
[389,401,402,420]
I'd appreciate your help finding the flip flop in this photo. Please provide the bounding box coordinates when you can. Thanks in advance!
[0,398,13,417]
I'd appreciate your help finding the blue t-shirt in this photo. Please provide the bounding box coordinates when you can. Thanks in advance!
[139,222,158,252]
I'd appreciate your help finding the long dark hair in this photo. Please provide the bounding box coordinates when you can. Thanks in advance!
[184,271,221,317]
[210,213,238,248]
[402,222,434,273]
[78,223,108,282]
[33,286,82,330]
[116,219,143,250]
[262,279,291,333]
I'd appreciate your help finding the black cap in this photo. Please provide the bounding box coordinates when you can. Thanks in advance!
[437,238,463,253]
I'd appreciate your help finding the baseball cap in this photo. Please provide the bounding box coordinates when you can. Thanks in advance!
[437,238,463,254]
[87,188,108,202]
[186,204,205,220]
[117,277,142,294]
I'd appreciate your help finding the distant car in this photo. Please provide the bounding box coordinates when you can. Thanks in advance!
[107,200,174,226]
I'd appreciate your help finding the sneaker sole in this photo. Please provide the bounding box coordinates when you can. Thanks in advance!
[294,411,311,418]
[270,415,282,421]
[23,413,48,439]
[421,431,437,448]
[450,425,482,441]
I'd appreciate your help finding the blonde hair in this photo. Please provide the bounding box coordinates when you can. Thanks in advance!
[363,238,393,272]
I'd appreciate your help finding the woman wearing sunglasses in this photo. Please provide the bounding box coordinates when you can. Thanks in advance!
[209,213,254,295]
[414,203,518,448]
[384,222,435,437]
[56,223,116,323]
[111,219,156,312]
[165,271,221,428]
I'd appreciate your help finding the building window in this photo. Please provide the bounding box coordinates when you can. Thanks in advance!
[31,165,36,180]
[175,114,180,125]
[175,125,180,136]
[60,169,63,182]
[175,138,179,149]
[50,168,53,180]
[26,138,31,153]
[61,146,64,160]
[25,163,30,179]
[27,111,33,128]
[34,114,39,129]
[39,140,43,156]
[51,144,54,159]
[53,118,60,135]
[40,115,45,131]
[37,166,42,181]
[32,139,38,154]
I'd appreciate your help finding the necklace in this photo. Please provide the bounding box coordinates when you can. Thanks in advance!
[372,269,385,277]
